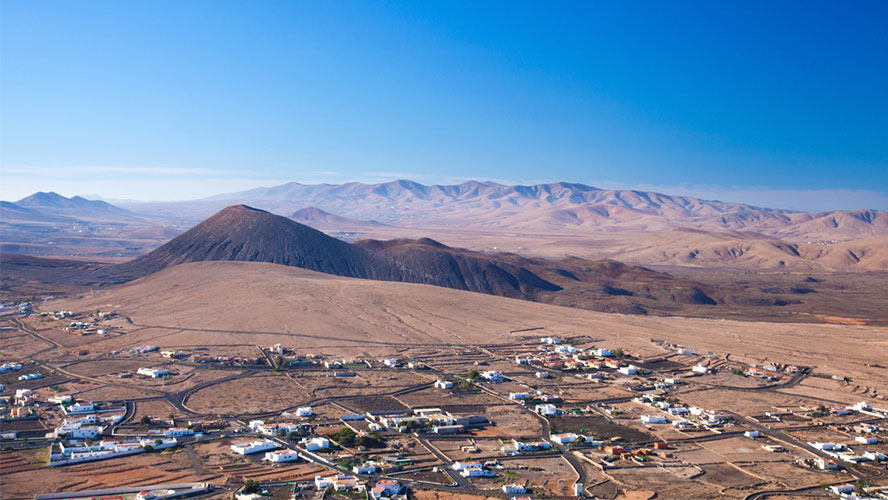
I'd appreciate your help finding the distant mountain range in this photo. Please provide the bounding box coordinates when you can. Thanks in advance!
[208,180,888,240]
[290,206,388,228]
[3,181,887,272]
[10,191,137,220]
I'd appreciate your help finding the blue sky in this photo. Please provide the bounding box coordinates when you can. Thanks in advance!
[2,1,887,210]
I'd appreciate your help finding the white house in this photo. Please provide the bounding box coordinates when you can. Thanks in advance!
[434,380,454,389]
[460,464,491,477]
[265,450,300,463]
[230,439,277,455]
[555,345,577,354]
[535,404,558,416]
[855,435,878,444]
[511,439,551,452]
[618,365,638,376]
[515,356,531,365]
[830,484,855,495]
[668,407,689,415]
[15,389,33,400]
[164,428,194,437]
[302,437,330,451]
[535,371,549,379]
[64,402,95,414]
[509,392,530,400]
[849,401,872,412]
[137,367,168,378]
[744,431,759,439]
[595,348,614,357]
[382,359,399,368]
[480,371,503,382]
[355,463,377,474]
[260,423,304,436]
[248,420,265,430]
[810,442,835,451]
[550,433,578,444]
[815,458,838,470]
[641,415,667,424]
[502,484,526,494]
[540,337,562,345]
[296,406,313,417]
[48,395,73,404]
[691,364,709,374]
[71,426,103,438]
[0,363,23,373]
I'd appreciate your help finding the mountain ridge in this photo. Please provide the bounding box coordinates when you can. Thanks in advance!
[15,191,136,219]
[203,180,886,240]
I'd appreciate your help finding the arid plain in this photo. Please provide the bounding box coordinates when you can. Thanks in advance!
[2,182,888,500]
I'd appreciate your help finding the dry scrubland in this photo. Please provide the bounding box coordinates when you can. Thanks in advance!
[54,261,888,395]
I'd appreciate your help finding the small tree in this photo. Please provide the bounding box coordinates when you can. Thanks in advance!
[614,348,624,358]
[140,415,152,426]
[243,480,260,494]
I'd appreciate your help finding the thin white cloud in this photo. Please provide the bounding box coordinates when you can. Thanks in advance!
[2,164,232,177]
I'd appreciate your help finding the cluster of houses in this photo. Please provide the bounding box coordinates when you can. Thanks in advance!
[191,354,262,365]
[809,441,886,465]
[512,339,642,374]
[50,412,124,439]
[0,301,32,317]
[50,437,178,466]
[502,438,552,455]
[308,475,407,500]
[633,393,732,430]
[366,407,488,434]
[0,362,23,373]
[452,461,495,477]
[132,345,159,355]
[248,416,311,437]
[46,310,118,335]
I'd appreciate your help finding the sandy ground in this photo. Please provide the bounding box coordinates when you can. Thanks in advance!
[51,262,888,397]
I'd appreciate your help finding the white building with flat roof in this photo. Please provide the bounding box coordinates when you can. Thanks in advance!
[230,440,277,455]
[265,450,300,463]
[137,367,168,378]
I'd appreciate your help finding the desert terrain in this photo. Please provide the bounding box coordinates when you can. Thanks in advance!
[2,182,887,500]
[1,259,886,500]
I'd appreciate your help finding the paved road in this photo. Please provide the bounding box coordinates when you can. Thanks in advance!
[415,435,475,490]
[722,410,869,481]
[743,486,830,500]
[472,381,588,490]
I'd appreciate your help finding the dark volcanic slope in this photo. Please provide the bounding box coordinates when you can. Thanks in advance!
[109,205,399,280]
[108,205,563,299]
[95,205,808,316]
[356,237,562,298]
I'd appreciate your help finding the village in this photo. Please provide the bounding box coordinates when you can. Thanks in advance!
[1,303,888,500]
